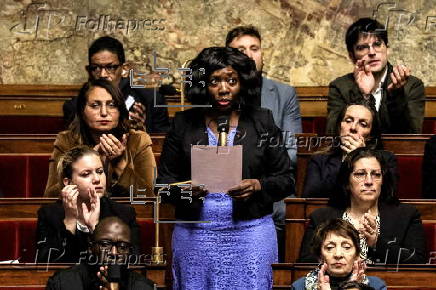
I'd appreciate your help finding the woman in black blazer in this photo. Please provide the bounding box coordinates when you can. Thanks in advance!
[299,148,426,264]
[36,146,139,263]
[157,47,293,289]
[303,100,397,198]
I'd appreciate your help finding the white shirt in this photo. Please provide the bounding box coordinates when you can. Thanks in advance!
[373,68,388,111]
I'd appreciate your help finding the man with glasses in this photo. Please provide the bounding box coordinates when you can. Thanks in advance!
[326,18,425,134]
[46,217,155,289]
[64,36,170,133]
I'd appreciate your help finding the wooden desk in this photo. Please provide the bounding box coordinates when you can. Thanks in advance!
[0,264,166,288]
[272,263,436,288]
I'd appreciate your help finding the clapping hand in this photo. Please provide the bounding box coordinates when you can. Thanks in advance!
[354,59,375,95]
[387,64,410,92]
[94,134,128,161]
[360,211,378,247]
[317,263,331,290]
[82,188,100,232]
[62,185,79,233]
[129,102,146,125]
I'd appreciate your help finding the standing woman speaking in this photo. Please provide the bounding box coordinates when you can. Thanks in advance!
[157,47,294,289]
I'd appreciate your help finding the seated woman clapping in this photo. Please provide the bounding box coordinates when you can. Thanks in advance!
[303,101,397,198]
[36,146,140,263]
[292,219,386,290]
[299,148,426,264]
[44,79,155,197]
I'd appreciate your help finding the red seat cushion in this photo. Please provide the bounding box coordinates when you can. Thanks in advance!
[28,155,50,198]
[138,219,156,256]
[396,156,423,199]
[0,221,19,261]
[17,220,37,263]
[0,156,27,198]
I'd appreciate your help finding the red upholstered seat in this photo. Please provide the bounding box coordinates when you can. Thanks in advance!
[0,156,27,198]
[0,116,65,134]
[396,156,423,199]
[138,219,156,256]
[28,155,50,198]
[0,286,45,290]
[0,220,37,263]
[0,222,19,261]
[424,223,436,264]
[0,155,50,198]
[17,220,37,263]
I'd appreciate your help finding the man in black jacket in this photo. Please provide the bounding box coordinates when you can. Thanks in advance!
[63,36,170,133]
[46,217,155,290]
[326,18,425,134]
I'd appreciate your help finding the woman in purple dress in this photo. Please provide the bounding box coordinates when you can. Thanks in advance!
[157,47,294,289]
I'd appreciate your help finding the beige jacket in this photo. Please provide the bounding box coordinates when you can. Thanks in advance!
[44,129,156,197]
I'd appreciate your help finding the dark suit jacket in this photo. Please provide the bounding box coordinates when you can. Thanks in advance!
[46,264,155,290]
[298,203,427,264]
[326,63,425,134]
[156,107,294,221]
[63,78,170,133]
[303,149,398,198]
[422,135,436,198]
[36,197,140,263]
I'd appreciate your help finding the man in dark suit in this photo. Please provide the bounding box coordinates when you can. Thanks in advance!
[326,18,425,134]
[64,36,170,133]
[46,217,155,290]
[226,26,302,262]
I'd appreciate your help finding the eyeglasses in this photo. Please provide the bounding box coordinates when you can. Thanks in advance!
[87,64,121,73]
[93,240,132,254]
[352,170,383,182]
[354,41,385,54]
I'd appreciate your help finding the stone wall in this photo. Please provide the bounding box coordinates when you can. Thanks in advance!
[0,0,435,86]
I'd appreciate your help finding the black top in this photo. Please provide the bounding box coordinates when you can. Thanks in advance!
[303,149,398,198]
[63,78,170,133]
[156,107,294,221]
[46,263,155,290]
[298,203,427,264]
[36,197,140,263]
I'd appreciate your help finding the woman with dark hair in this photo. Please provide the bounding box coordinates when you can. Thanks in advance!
[292,219,385,290]
[37,146,140,263]
[156,47,293,289]
[44,79,156,197]
[299,148,426,264]
[303,101,397,198]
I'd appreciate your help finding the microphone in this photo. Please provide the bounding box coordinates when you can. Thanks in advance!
[216,116,229,146]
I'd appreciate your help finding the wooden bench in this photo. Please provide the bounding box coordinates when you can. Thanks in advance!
[0,134,165,197]
[296,133,433,198]
[0,264,166,288]
[284,198,436,264]
[272,263,436,288]
[0,198,175,267]
[1,85,436,134]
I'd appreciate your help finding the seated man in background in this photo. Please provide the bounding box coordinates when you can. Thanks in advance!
[64,36,170,133]
[46,217,155,290]
[226,25,302,262]
[326,18,425,134]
